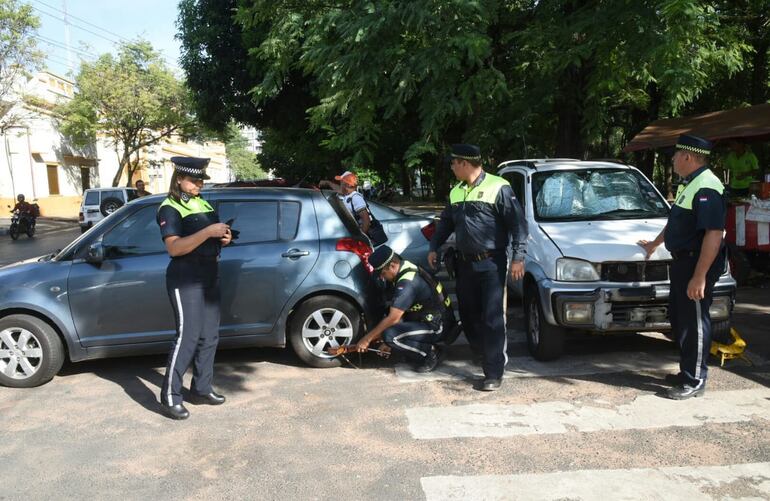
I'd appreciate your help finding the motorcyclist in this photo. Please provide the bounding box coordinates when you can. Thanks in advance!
[11,194,32,216]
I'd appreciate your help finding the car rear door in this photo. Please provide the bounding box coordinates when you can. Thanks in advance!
[215,193,319,337]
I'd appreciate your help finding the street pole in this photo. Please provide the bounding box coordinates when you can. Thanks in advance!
[3,132,17,200]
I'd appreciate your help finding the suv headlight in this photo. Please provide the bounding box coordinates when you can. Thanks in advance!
[556,258,600,282]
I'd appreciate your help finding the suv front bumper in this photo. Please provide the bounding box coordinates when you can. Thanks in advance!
[537,276,736,331]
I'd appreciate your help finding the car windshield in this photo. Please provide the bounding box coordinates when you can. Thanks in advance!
[532,168,669,222]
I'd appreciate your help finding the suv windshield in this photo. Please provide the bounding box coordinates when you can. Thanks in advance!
[532,168,668,222]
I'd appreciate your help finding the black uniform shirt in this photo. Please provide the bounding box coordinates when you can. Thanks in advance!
[664,166,726,253]
[157,196,221,258]
[391,266,434,313]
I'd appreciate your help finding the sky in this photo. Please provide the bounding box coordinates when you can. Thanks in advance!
[30,0,184,79]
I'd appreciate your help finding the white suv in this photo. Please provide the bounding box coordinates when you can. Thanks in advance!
[79,187,139,233]
[497,159,736,361]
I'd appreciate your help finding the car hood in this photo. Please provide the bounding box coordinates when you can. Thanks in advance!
[539,218,671,262]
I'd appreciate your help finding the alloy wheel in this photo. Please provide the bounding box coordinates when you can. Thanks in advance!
[0,327,43,380]
[301,308,355,358]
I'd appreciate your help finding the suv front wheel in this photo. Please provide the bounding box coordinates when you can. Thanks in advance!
[289,296,361,368]
[524,285,565,361]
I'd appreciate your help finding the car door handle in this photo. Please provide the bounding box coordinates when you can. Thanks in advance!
[282,249,310,259]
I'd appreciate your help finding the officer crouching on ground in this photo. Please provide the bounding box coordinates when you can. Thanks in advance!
[156,156,232,420]
[637,134,726,400]
[356,245,455,373]
[428,144,527,391]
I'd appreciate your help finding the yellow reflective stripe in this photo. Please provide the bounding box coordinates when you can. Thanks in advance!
[448,173,509,205]
[673,169,724,210]
[159,196,214,218]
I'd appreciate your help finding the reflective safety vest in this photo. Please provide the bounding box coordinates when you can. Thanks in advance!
[395,261,452,326]
[448,172,509,205]
[159,195,215,218]
[673,169,724,210]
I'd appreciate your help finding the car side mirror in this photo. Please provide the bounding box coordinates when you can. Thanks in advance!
[85,242,105,264]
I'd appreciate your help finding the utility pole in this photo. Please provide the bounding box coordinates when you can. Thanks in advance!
[62,0,73,73]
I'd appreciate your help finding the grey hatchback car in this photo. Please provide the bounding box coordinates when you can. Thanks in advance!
[0,188,402,388]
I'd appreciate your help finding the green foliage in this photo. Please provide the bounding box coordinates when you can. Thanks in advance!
[178,0,768,197]
[0,0,41,132]
[223,122,267,180]
[58,40,195,186]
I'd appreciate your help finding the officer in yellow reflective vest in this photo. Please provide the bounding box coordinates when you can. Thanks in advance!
[156,157,232,419]
[637,135,726,400]
[428,144,527,391]
[356,245,456,373]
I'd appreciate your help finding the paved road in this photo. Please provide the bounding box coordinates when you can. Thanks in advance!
[1,269,768,500]
[0,219,81,267]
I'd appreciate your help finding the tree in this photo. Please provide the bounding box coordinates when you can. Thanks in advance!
[0,0,41,134]
[178,0,761,198]
[223,122,267,180]
[58,40,195,187]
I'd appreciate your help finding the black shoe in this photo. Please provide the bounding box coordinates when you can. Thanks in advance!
[666,381,705,400]
[415,346,445,373]
[480,378,502,391]
[160,403,190,420]
[663,373,683,385]
[190,391,226,405]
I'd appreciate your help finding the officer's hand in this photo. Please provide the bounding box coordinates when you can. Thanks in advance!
[220,228,232,246]
[428,251,438,270]
[207,223,229,239]
[636,239,659,260]
[356,337,371,352]
[376,344,391,358]
[510,260,525,280]
[687,275,706,301]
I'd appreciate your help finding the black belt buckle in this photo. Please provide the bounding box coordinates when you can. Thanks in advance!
[460,251,492,262]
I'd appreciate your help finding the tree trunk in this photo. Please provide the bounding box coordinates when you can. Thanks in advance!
[111,148,131,187]
[554,65,586,158]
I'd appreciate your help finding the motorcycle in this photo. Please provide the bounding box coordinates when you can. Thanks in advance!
[8,208,37,240]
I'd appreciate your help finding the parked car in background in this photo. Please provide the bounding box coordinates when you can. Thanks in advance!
[0,188,385,388]
[496,159,736,361]
[79,187,139,233]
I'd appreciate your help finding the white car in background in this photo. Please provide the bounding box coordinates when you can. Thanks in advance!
[498,159,736,361]
[79,187,139,233]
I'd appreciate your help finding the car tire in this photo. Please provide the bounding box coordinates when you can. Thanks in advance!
[524,285,565,361]
[0,314,65,388]
[288,296,362,368]
[99,197,124,217]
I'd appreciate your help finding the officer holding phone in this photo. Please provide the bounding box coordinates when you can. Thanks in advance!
[156,157,232,420]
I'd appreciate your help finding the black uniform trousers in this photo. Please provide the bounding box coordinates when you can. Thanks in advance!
[382,321,442,363]
[161,274,221,406]
[455,252,508,379]
[669,255,720,387]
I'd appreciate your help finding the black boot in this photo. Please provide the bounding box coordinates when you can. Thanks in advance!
[161,403,190,420]
[415,346,445,373]
[666,381,705,400]
[189,391,226,405]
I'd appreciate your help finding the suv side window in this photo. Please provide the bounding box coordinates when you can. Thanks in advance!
[218,201,281,244]
[101,190,124,202]
[102,205,166,257]
[84,191,99,205]
[504,171,526,209]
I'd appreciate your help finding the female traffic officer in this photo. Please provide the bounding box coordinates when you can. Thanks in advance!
[156,156,232,420]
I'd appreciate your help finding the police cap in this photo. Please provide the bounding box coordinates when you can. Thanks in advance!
[450,144,481,162]
[368,245,395,271]
[171,156,211,179]
[675,134,713,156]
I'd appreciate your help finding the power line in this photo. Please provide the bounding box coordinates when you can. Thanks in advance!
[31,0,130,43]
[32,7,121,44]
[33,34,96,59]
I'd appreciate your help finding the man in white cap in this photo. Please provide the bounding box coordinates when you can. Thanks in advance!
[320,170,371,234]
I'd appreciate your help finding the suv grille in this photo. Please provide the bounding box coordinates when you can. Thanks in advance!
[601,261,670,282]
[611,301,669,323]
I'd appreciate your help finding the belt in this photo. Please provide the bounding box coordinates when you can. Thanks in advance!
[458,249,501,262]
[670,249,698,260]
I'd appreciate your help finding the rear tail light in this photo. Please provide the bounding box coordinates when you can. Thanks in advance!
[336,238,374,273]
[421,221,436,241]
[79,212,84,222]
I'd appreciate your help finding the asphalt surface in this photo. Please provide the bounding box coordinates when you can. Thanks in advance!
[0,217,769,500]
[0,218,81,267]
